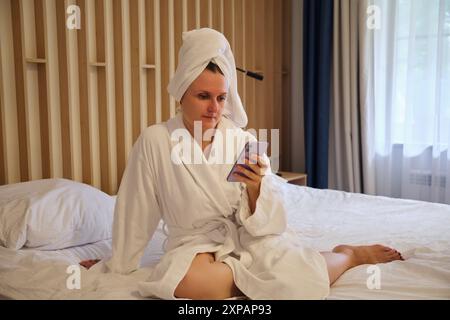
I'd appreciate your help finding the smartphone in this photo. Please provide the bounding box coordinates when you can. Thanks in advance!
[226,141,269,182]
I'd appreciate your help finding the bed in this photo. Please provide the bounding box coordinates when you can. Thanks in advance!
[0,178,449,299]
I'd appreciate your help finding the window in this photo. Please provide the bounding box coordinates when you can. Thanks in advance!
[380,0,450,151]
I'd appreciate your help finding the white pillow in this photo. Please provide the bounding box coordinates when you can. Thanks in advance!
[0,178,115,250]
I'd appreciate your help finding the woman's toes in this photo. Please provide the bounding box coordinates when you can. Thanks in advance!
[389,252,402,261]
[392,249,404,260]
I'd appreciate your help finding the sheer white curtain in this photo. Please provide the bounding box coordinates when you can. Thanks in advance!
[364,0,450,204]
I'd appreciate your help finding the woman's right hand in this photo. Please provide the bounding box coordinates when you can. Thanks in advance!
[79,259,101,269]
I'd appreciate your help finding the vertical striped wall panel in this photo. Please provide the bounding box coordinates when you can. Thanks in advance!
[0,0,291,194]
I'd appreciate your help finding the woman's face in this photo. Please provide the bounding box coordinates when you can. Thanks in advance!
[180,69,228,134]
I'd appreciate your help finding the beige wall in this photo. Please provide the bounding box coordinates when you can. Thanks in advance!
[0,0,291,194]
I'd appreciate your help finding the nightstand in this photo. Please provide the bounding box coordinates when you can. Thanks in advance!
[276,171,307,186]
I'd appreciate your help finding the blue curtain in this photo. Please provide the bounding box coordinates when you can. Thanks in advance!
[303,0,333,188]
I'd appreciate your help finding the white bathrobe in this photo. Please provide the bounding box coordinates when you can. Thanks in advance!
[104,113,330,300]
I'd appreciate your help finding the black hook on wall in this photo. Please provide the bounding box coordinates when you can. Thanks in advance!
[236,67,264,81]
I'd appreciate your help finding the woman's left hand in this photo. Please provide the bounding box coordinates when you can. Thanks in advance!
[232,154,269,214]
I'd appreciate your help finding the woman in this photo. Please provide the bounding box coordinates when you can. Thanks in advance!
[80,28,403,300]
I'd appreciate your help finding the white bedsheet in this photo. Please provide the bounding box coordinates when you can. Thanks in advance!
[0,186,449,299]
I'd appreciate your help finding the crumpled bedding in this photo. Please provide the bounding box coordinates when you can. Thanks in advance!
[0,185,449,299]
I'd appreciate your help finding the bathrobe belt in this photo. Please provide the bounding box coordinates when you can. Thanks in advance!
[163,217,253,268]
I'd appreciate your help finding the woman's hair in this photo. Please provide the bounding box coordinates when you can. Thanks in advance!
[205,61,224,75]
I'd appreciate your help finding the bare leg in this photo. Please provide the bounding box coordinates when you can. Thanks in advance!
[175,253,243,300]
[80,253,242,299]
[79,259,100,269]
[82,245,403,296]
[321,244,403,285]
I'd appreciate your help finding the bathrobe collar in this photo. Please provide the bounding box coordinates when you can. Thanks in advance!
[166,114,239,217]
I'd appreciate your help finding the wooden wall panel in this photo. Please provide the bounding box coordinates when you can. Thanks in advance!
[35,0,51,179]
[10,0,29,181]
[112,0,125,187]
[129,0,141,143]
[0,0,292,194]
[174,0,183,68]
[0,47,4,185]
[211,0,222,32]
[144,0,156,125]
[199,0,209,28]
[159,0,170,122]
[0,0,21,184]
[281,0,292,171]
[55,0,71,180]
[186,0,196,30]
[244,0,254,129]
[77,0,91,185]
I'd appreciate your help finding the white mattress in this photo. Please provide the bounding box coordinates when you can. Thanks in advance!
[1,186,449,299]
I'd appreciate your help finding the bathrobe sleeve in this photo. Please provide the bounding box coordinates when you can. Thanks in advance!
[105,132,162,274]
[236,157,289,237]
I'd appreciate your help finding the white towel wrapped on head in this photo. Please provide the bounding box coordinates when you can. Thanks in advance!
[167,28,248,128]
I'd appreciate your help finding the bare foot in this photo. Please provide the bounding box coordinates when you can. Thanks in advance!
[79,259,101,270]
[332,244,404,268]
